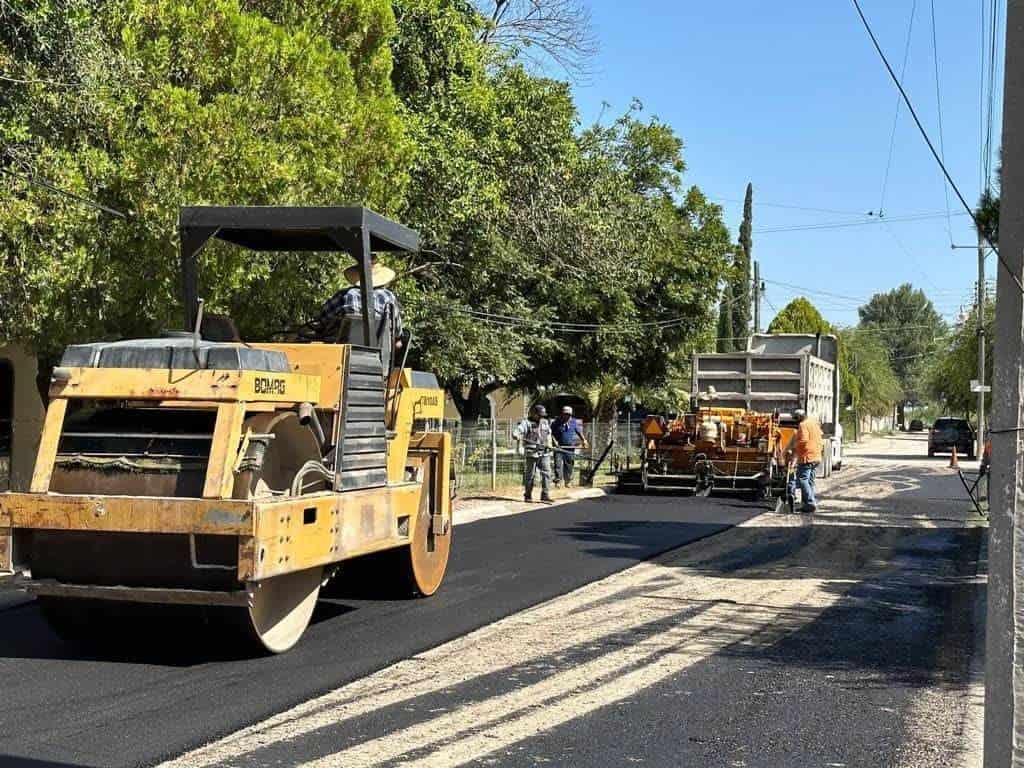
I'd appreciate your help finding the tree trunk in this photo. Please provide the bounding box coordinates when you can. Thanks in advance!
[446,379,502,423]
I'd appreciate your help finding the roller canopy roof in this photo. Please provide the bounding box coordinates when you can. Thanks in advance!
[178,206,420,341]
[178,206,420,253]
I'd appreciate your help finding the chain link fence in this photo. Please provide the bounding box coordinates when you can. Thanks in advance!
[444,418,646,493]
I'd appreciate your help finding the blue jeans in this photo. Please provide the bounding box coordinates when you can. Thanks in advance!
[524,452,552,499]
[788,462,818,510]
[554,448,576,485]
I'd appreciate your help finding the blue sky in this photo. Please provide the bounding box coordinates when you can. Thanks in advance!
[568,0,1002,328]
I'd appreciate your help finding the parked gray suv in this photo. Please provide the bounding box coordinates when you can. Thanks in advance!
[928,417,975,460]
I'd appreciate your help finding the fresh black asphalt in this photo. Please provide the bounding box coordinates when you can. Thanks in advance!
[487,525,987,768]
[0,493,758,768]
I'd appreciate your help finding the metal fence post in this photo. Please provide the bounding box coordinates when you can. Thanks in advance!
[490,417,497,491]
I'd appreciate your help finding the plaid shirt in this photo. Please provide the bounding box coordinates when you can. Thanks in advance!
[316,287,402,338]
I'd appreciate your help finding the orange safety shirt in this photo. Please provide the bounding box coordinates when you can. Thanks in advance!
[794,417,823,464]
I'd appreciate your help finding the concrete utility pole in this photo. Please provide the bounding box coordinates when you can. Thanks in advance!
[985,3,1024,765]
[753,261,762,333]
[978,228,987,453]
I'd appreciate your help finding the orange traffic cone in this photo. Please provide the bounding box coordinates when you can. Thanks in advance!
[949,446,959,469]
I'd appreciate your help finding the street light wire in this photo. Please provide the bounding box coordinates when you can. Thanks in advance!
[849,0,1022,294]
[711,197,868,216]
[929,0,954,246]
[762,278,866,304]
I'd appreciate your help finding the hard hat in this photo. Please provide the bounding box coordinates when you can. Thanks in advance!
[343,258,397,288]
[531,404,547,418]
[562,406,573,415]
[794,408,806,420]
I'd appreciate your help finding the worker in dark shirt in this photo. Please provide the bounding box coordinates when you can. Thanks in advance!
[550,406,589,487]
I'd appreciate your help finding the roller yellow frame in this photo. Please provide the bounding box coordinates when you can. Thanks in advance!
[5,352,449,571]
[0,351,452,644]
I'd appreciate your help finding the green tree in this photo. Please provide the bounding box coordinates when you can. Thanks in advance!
[857,283,946,399]
[924,302,994,416]
[0,0,733,423]
[389,4,731,419]
[976,189,999,245]
[729,182,752,350]
[840,328,901,428]
[766,297,832,335]
[975,150,1000,244]
[0,0,409,356]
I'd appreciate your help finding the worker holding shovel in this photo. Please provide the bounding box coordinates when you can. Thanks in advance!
[513,404,555,503]
[785,408,823,514]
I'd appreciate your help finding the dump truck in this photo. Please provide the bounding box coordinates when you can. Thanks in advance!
[0,206,452,653]
[618,333,842,495]
[693,333,843,474]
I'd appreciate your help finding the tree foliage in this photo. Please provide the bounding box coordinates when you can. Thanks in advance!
[840,328,901,418]
[976,189,999,245]
[857,283,945,399]
[475,0,596,79]
[0,0,409,356]
[766,297,831,335]
[924,302,993,416]
[0,0,733,421]
[729,182,752,350]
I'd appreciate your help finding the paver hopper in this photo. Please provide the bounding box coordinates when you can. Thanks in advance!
[619,406,797,498]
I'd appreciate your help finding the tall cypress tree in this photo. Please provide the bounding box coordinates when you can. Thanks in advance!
[716,283,735,352]
[731,183,753,350]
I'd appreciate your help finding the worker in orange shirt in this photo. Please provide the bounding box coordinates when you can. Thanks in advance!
[786,408,822,513]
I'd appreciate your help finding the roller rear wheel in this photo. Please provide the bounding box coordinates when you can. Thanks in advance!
[405,475,451,595]
[323,457,450,598]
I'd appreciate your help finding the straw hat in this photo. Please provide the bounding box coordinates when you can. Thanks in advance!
[343,259,396,288]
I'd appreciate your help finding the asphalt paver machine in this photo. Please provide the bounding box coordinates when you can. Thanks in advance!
[0,206,452,653]
[626,406,797,498]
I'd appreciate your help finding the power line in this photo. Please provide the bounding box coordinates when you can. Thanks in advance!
[849,0,1022,293]
[982,0,1002,193]
[980,0,986,194]
[450,307,696,335]
[881,220,941,291]
[879,0,917,217]
[755,209,966,234]
[929,0,954,246]
[711,197,868,216]
[762,278,867,304]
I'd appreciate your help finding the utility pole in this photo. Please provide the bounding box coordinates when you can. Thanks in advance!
[753,261,762,333]
[985,2,1024,765]
[978,228,987,453]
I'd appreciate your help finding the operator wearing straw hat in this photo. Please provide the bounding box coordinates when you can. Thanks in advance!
[312,257,404,351]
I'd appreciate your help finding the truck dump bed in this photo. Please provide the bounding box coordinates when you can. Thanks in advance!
[691,333,840,431]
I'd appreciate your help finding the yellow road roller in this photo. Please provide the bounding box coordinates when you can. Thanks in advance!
[0,206,452,653]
